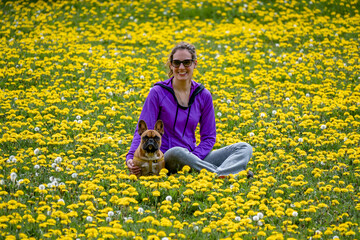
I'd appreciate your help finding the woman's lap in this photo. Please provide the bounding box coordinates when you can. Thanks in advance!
[164,142,253,176]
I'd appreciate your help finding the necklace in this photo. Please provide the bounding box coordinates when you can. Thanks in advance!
[174,89,190,107]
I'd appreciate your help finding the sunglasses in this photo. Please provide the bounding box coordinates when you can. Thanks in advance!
[171,59,194,68]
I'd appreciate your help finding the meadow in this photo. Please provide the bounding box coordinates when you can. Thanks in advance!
[0,0,359,239]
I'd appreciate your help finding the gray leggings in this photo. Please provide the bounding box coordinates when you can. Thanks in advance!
[164,142,253,176]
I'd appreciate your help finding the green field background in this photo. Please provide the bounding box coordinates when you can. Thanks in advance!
[0,0,359,239]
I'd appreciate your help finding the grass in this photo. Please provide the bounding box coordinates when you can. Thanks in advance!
[0,0,360,239]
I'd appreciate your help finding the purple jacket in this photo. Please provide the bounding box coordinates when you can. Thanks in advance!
[126,77,216,162]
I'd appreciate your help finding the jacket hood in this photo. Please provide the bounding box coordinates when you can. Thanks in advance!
[154,77,205,136]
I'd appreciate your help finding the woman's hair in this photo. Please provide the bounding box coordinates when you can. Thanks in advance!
[167,42,197,77]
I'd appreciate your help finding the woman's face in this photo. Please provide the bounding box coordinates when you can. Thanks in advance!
[170,49,197,83]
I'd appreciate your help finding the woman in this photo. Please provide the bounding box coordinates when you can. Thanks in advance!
[126,42,253,178]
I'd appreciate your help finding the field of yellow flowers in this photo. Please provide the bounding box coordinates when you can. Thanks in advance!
[1,0,360,239]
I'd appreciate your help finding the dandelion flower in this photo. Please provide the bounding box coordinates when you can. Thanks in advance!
[9,155,17,163]
[10,172,17,182]
[34,148,40,155]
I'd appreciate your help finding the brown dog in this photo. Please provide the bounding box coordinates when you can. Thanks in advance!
[133,119,165,176]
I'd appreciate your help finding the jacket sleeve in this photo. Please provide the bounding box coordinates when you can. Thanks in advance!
[126,88,160,162]
[191,90,216,160]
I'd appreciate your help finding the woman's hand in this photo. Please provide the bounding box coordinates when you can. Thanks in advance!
[126,159,141,176]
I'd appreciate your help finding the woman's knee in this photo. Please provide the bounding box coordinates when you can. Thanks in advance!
[164,147,188,161]
[234,142,253,155]
[164,147,189,174]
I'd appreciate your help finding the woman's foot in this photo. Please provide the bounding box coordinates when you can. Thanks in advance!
[247,170,254,179]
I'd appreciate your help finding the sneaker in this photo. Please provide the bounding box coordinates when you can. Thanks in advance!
[247,170,254,179]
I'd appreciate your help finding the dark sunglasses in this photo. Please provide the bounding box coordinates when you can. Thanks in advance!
[171,59,194,68]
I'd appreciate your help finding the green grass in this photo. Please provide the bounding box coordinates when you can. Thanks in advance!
[0,0,359,239]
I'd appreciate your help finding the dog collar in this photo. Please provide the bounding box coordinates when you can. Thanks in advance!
[133,156,164,163]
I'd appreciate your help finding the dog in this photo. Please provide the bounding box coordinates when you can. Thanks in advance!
[133,119,165,176]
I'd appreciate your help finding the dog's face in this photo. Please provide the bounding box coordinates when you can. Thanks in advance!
[138,120,164,156]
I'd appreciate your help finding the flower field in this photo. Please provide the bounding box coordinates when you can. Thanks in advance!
[1,0,360,239]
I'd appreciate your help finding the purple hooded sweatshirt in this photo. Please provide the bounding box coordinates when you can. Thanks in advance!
[126,77,216,162]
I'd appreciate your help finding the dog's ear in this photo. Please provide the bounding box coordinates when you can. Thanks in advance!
[138,120,148,136]
[154,120,164,136]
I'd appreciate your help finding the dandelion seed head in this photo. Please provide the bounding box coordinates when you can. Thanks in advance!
[54,157,62,163]
[137,207,144,214]
[34,148,40,155]
[10,172,17,182]
[257,212,264,219]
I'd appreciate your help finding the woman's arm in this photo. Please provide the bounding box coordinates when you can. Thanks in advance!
[191,90,216,160]
[126,88,161,162]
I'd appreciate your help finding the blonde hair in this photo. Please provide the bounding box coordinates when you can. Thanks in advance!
[167,42,197,77]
